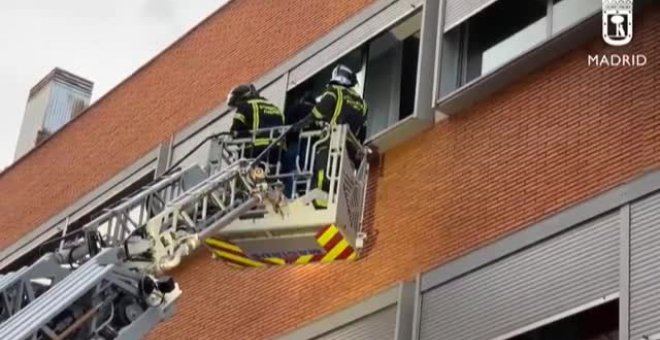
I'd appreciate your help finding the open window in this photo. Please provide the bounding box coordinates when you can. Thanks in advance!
[284,9,423,142]
[363,11,421,139]
[440,0,548,97]
[438,0,600,99]
[285,47,367,111]
[509,299,618,340]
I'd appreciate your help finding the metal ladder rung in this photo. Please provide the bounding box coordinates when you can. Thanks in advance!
[0,250,115,340]
[0,271,19,290]
[0,265,32,291]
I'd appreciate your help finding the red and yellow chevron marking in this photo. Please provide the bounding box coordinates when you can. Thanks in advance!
[204,224,358,268]
[204,238,285,268]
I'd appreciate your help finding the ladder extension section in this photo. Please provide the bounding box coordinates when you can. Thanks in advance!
[0,123,372,339]
[0,248,179,340]
[0,254,69,325]
[80,165,209,250]
[59,152,269,276]
[128,160,268,275]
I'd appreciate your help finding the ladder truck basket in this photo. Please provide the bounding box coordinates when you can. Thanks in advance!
[204,124,371,268]
[0,124,371,338]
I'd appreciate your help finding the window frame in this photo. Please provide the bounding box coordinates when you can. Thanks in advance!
[283,0,439,152]
[493,294,620,340]
[434,0,602,118]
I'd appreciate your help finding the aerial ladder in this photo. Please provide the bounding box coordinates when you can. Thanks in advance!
[0,121,372,339]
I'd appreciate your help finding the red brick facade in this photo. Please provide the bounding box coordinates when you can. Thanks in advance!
[151,5,660,339]
[0,0,374,249]
[1,1,659,339]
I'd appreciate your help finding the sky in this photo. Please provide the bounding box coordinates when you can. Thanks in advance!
[0,0,230,169]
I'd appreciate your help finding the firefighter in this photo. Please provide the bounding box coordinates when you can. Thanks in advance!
[310,64,368,208]
[227,84,286,175]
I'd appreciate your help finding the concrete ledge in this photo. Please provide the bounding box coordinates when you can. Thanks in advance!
[276,283,402,340]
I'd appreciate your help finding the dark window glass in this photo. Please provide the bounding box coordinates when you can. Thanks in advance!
[509,300,619,340]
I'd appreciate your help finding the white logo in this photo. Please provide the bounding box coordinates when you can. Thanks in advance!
[602,0,633,46]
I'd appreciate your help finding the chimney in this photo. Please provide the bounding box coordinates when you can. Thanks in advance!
[14,68,94,160]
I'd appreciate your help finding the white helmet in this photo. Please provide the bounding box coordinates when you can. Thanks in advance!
[329,64,357,87]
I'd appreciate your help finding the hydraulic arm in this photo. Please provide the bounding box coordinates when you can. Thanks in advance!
[0,123,372,339]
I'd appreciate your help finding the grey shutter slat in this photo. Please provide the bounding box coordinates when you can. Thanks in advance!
[287,0,422,90]
[313,305,397,340]
[444,0,498,32]
[420,212,620,340]
[630,192,660,340]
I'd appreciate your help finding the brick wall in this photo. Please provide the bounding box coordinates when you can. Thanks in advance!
[150,5,660,340]
[0,0,375,249]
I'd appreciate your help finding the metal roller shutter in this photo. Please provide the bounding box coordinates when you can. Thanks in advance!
[419,211,620,340]
[313,305,398,340]
[630,192,660,340]
[287,0,422,90]
[444,0,498,32]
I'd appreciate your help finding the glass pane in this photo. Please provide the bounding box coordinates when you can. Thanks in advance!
[509,299,619,340]
[465,0,548,82]
[398,32,420,120]
[363,11,421,139]
[364,43,397,138]
[439,26,464,98]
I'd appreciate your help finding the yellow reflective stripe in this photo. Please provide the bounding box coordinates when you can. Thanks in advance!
[254,139,286,148]
[331,88,343,125]
[254,138,270,146]
[213,250,265,268]
[317,225,338,246]
[234,113,246,124]
[319,91,336,101]
[206,238,243,253]
[317,169,324,189]
[295,255,314,265]
[250,99,283,119]
[314,168,328,208]
[264,258,286,266]
[312,107,324,119]
[347,252,357,261]
[251,101,259,130]
[321,239,349,263]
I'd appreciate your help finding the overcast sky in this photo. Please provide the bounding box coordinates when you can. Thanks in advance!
[0,0,229,169]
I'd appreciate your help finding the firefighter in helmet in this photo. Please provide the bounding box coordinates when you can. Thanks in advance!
[227,84,286,176]
[310,64,368,208]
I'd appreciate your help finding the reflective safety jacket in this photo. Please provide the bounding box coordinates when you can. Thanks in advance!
[312,85,368,142]
[230,98,285,146]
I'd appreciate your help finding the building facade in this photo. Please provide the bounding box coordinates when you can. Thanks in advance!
[0,0,659,339]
